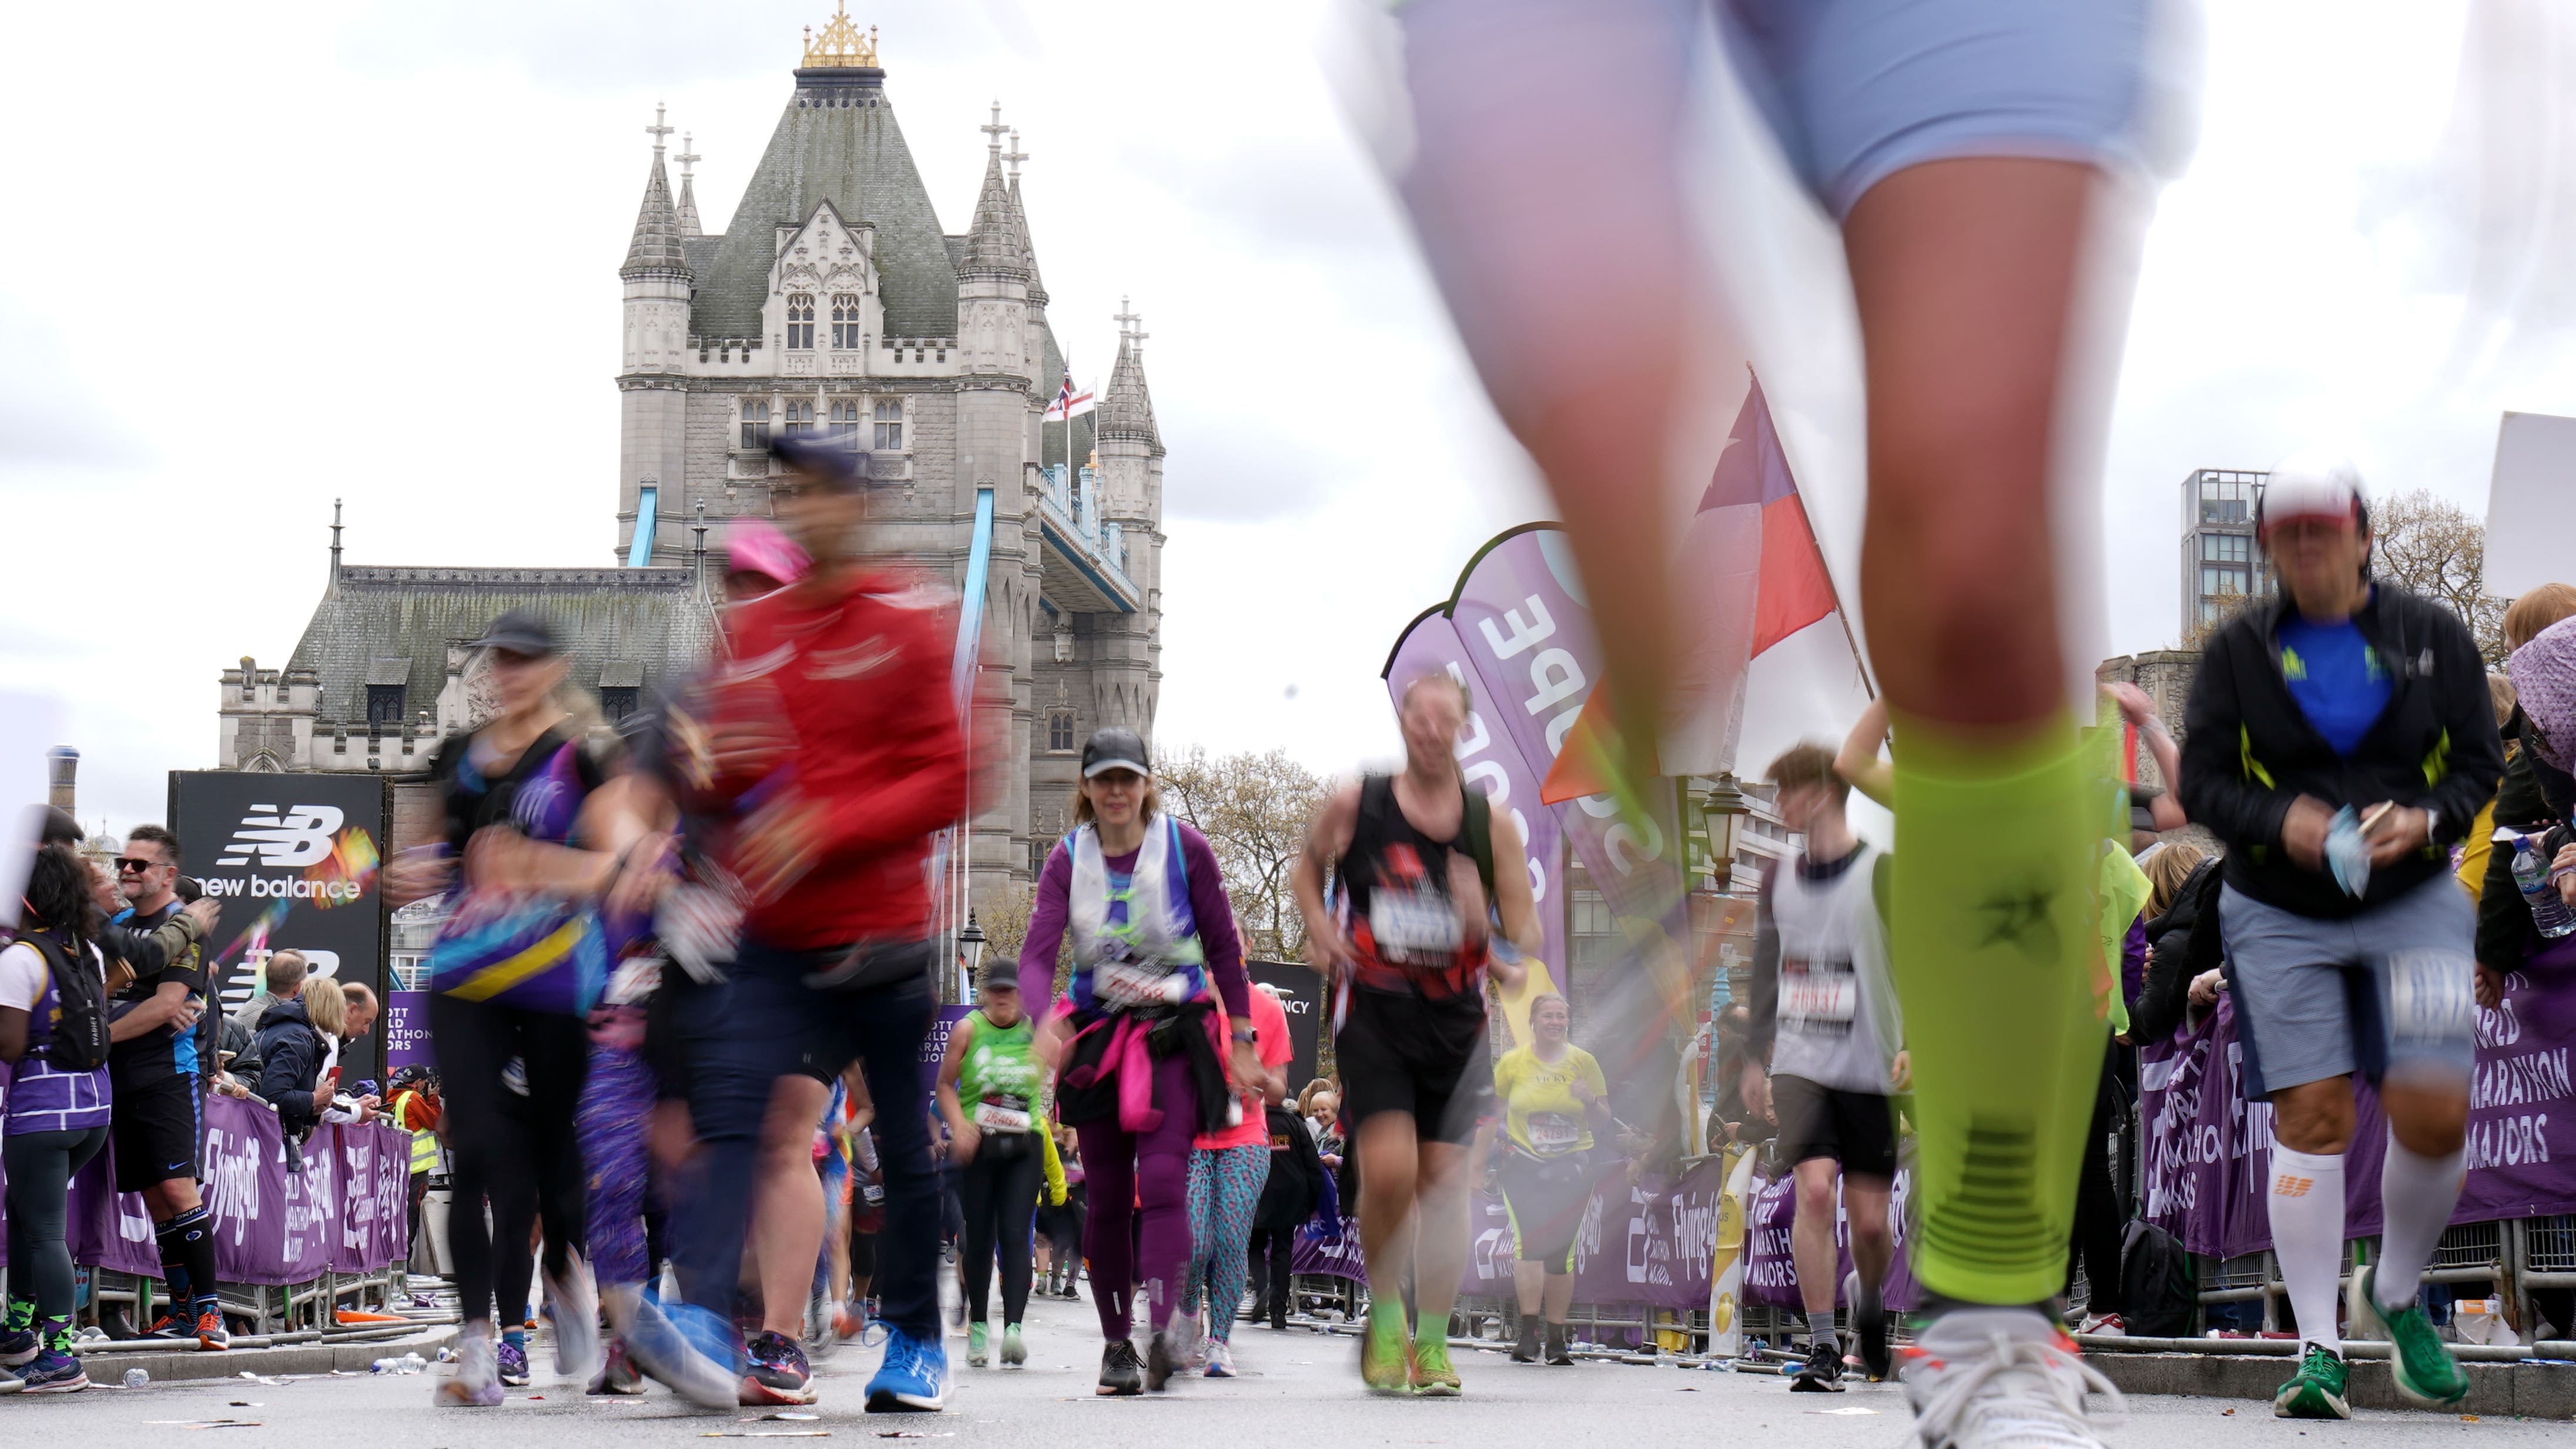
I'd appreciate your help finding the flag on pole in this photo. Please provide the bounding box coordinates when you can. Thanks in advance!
[1540,372,1844,802]
[1044,369,1096,421]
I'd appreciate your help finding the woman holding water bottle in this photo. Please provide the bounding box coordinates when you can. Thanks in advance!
[2477,587,2576,1009]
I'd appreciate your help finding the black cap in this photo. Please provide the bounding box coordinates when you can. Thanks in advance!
[37,807,81,846]
[468,608,565,657]
[769,429,868,489]
[976,956,1020,991]
[1081,726,1151,779]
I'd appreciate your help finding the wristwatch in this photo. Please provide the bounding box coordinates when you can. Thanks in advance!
[1230,1024,1257,1045]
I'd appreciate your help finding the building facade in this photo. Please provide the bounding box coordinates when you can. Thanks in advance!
[218,8,1163,919]
[2182,467,2272,637]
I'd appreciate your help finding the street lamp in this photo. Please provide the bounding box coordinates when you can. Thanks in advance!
[1699,773,1750,894]
[959,912,987,994]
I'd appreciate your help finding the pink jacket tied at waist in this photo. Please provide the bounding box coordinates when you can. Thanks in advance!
[1053,989,1230,1134]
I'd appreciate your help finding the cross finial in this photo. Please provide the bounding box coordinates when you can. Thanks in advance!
[1003,128,1027,180]
[1113,296,1140,342]
[676,133,701,179]
[645,101,675,156]
[981,101,1007,155]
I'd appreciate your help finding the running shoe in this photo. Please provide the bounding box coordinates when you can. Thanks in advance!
[1791,1336,1845,1393]
[1902,1307,2122,1449]
[588,1338,645,1396]
[834,1303,867,1343]
[18,1348,89,1394]
[0,1327,38,1368]
[497,1337,531,1387]
[1544,1323,1573,1367]
[1097,1338,1144,1397]
[1146,1327,1183,1391]
[1269,1298,1288,1332]
[1202,1340,1236,1378]
[742,1330,818,1406]
[627,1297,744,1410]
[1360,1303,1410,1394]
[1510,1318,1540,1363]
[1409,1336,1462,1397]
[1001,1323,1027,1367]
[435,1331,504,1408]
[966,1320,990,1368]
[1856,1299,1894,1382]
[544,1254,601,1380]
[2073,1314,2124,1338]
[2348,1264,2468,1409]
[142,1311,190,1340]
[193,1309,232,1350]
[863,1326,949,1413]
[2272,1344,2350,1421]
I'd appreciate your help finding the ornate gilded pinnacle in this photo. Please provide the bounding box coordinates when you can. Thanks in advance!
[803,2,879,68]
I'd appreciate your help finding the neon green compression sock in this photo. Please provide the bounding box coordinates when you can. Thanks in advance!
[1887,712,2112,1306]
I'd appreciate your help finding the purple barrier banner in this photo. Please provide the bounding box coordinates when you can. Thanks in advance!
[384,989,434,1075]
[1741,1166,1921,1312]
[2139,939,2576,1259]
[2,1092,412,1284]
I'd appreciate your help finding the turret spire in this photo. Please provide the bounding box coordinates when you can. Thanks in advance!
[1004,129,1045,303]
[622,106,692,280]
[959,106,1024,282]
[674,133,703,237]
[1099,302,1160,452]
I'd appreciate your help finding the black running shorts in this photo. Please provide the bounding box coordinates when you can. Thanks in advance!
[1770,1073,1896,1180]
[1334,986,1489,1147]
[112,1075,203,1193]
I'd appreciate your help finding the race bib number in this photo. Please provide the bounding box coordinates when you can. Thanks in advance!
[1526,1112,1582,1156]
[1781,956,1857,1039]
[1094,956,1178,1009]
[974,1099,1033,1133]
[1369,885,1462,966]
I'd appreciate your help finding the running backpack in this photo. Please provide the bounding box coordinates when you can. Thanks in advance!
[25,930,112,1072]
[2119,1218,2196,1337]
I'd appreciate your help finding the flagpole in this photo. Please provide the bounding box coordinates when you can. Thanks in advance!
[1751,365,1877,700]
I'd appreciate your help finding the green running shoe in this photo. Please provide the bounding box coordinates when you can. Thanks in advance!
[2349,1264,2470,1408]
[2272,1345,2350,1420]
[1361,1303,1412,1394]
[1001,1323,1026,1367]
[966,1321,990,1368]
[1410,1336,1462,1397]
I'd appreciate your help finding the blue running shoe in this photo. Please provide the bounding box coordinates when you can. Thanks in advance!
[0,1327,39,1368]
[627,1296,743,1410]
[19,1348,89,1394]
[743,1330,818,1407]
[865,1327,949,1413]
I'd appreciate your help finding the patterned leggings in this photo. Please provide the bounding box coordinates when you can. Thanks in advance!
[1181,1144,1268,1342]
[576,1041,657,1289]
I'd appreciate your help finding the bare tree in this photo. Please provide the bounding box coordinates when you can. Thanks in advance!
[972,884,1072,999]
[1157,745,1335,962]
[2373,489,2509,662]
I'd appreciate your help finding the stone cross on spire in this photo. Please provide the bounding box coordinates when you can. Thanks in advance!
[645,101,674,156]
[981,101,1007,156]
[1114,296,1140,342]
[675,133,700,179]
[1003,129,1027,180]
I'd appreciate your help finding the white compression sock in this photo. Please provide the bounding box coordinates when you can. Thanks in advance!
[2266,1144,2348,1354]
[2373,1130,2467,1312]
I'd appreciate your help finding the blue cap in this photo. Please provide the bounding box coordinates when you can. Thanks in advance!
[769,428,869,489]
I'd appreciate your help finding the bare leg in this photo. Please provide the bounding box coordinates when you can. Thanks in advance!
[1410,1141,1472,1341]
[1791,1158,1844,1322]
[1354,1114,1421,1312]
[1541,1271,1575,1324]
[1513,1259,1546,1316]
[756,1075,830,1340]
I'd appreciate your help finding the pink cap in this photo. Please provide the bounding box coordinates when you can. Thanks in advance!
[724,519,810,590]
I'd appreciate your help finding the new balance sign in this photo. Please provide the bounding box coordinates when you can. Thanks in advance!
[214,804,347,868]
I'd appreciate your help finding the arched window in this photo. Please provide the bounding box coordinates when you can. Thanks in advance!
[739,399,772,450]
[829,400,864,450]
[785,295,816,350]
[873,399,903,452]
[783,400,816,437]
[1048,710,1076,752]
[830,294,862,350]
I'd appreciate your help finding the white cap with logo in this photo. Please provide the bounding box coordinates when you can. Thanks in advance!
[2259,452,2366,534]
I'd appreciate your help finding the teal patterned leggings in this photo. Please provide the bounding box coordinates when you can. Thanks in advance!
[1180,1144,1268,1343]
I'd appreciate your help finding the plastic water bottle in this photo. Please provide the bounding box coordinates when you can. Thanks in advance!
[123,1367,149,1389]
[401,1353,427,1372]
[2509,835,2576,938]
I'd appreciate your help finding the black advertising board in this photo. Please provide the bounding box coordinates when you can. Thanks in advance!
[169,771,392,1082]
[1247,959,1323,1095]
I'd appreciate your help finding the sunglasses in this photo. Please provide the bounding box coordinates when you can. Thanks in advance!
[114,857,166,874]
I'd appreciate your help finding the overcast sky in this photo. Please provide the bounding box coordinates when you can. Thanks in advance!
[4,0,2569,836]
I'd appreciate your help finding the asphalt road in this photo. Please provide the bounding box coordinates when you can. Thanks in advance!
[9,1292,2556,1449]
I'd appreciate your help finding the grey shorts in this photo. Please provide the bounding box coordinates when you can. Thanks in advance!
[2217,875,2478,1099]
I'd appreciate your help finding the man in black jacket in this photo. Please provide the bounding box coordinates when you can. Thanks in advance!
[2179,454,2501,1420]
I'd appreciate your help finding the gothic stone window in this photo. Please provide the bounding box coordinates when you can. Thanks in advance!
[783,400,816,437]
[829,400,863,449]
[366,684,406,728]
[831,295,862,350]
[740,399,771,450]
[873,399,903,453]
[786,295,816,350]
[1047,710,1076,752]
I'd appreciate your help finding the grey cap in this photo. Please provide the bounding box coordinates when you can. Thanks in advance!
[1081,726,1150,779]
[468,608,565,657]
[976,955,1020,991]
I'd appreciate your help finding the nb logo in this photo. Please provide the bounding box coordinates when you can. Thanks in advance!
[214,804,346,868]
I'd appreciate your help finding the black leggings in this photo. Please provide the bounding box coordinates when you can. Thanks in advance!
[958,1140,1042,1326]
[428,992,589,1327]
[2065,1046,2127,1316]
[1245,1225,1295,1312]
[4,1126,108,1327]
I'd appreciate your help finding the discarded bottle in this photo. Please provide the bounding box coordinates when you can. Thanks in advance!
[123,1367,149,1389]
[2508,834,2576,939]
[400,1353,427,1371]
[370,1357,401,1374]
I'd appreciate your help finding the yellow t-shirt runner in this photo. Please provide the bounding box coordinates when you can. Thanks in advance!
[1492,1043,1609,1158]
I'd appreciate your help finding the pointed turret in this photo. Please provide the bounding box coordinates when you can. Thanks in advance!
[1097,332,1160,454]
[1004,129,1046,306]
[959,149,1024,282]
[622,151,691,279]
[674,133,705,238]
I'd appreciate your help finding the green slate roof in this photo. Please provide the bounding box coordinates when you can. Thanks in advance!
[691,67,959,344]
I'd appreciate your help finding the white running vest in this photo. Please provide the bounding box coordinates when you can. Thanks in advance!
[1767,845,1902,1095]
